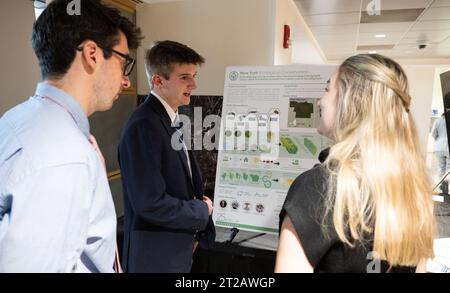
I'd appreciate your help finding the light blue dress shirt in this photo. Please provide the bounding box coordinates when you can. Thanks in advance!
[0,83,116,273]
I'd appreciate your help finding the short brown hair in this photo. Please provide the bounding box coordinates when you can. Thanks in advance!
[145,40,205,83]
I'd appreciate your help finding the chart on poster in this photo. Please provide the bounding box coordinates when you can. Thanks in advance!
[213,64,337,234]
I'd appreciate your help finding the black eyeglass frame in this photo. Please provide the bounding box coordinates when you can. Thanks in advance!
[76,45,136,76]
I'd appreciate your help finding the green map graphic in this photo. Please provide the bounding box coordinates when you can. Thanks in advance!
[289,101,313,118]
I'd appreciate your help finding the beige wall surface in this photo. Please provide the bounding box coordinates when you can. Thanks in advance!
[0,0,40,117]
[274,0,324,65]
[402,66,436,153]
[430,68,450,116]
[136,0,275,96]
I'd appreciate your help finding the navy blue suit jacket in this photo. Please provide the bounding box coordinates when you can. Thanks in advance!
[118,94,215,273]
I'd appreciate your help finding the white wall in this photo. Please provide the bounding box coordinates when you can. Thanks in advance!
[136,0,275,96]
[0,0,40,116]
[274,0,325,65]
[402,66,436,153]
[431,68,450,115]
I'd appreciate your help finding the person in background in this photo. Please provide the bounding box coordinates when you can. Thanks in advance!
[0,0,142,272]
[431,113,449,194]
[119,40,215,273]
[275,54,435,273]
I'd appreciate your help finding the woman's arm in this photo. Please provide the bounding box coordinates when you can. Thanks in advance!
[275,215,314,273]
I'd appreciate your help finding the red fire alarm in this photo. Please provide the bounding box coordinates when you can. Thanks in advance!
[283,24,290,49]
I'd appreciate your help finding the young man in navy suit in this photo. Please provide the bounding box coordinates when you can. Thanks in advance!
[119,40,215,273]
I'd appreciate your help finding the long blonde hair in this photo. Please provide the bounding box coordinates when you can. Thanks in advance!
[324,54,435,266]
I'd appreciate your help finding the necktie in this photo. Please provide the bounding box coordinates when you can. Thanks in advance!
[173,115,192,179]
[88,134,105,170]
[88,134,123,273]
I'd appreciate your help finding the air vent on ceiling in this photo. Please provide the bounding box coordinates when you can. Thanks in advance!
[360,8,424,23]
[357,45,395,50]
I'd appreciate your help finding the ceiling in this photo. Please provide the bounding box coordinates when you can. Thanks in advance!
[139,0,182,4]
[294,0,450,61]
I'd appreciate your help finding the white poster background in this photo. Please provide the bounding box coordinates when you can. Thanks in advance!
[213,65,337,234]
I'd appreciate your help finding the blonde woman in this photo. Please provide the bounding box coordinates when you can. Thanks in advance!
[275,54,435,273]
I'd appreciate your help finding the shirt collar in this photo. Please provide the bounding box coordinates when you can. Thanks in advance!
[151,90,178,125]
[35,82,90,138]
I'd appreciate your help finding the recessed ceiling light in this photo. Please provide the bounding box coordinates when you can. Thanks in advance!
[368,51,377,54]
[375,34,386,38]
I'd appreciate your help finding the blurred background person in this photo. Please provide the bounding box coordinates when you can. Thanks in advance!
[431,112,449,194]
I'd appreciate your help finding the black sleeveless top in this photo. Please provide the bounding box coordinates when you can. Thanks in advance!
[280,149,415,273]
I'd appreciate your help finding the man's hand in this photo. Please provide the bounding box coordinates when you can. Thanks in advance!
[202,195,213,216]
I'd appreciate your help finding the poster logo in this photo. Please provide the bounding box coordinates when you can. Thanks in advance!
[229,71,239,81]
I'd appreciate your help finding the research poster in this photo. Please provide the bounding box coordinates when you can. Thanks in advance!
[213,65,337,234]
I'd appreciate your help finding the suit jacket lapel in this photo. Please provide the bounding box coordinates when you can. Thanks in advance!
[147,94,195,189]
[162,117,194,187]
[188,150,203,198]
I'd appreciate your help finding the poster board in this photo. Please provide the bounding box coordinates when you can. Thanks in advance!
[213,65,336,234]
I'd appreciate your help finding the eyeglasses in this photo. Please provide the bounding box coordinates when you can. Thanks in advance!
[108,48,136,76]
[77,45,136,76]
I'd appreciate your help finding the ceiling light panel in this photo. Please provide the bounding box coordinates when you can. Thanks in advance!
[359,22,414,33]
[410,20,450,31]
[420,7,450,21]
[294,0,361,15]
[360,8,425,23]
[304,12,360,26]
[361,0,432,10]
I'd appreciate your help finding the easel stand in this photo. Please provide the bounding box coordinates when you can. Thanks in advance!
[225,227,240,244]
